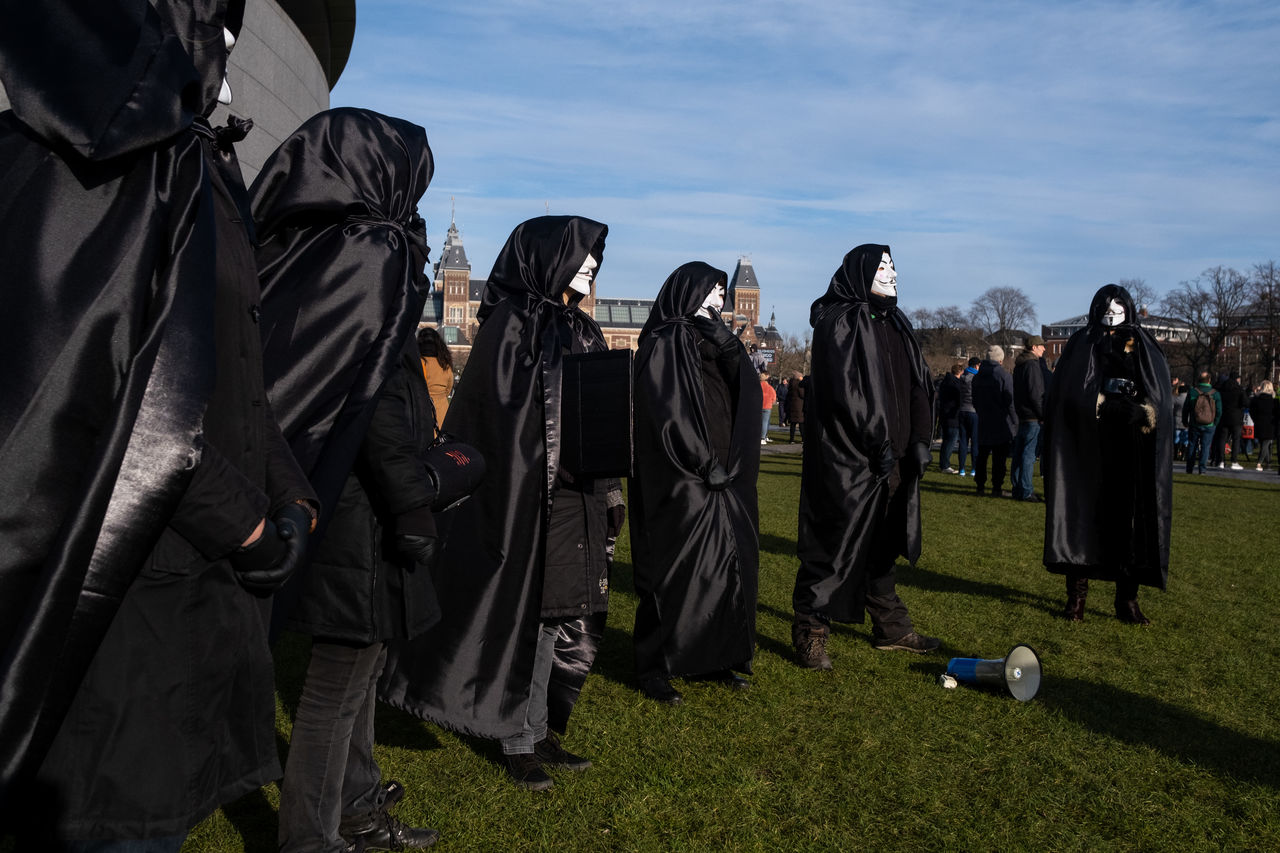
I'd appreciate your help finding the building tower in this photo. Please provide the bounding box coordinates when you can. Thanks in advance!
[435,210,472,337]
[728,256,761,329]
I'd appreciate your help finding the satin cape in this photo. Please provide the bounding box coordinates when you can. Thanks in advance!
[1043,284,1172,588]
[629,262,761,678]
[380,216,609,739]
[0,0,242,799]
[793,244,932,622]
[253,108,433,527]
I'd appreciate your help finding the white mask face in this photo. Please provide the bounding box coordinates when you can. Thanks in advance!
[1101,298,1126,327]
[568,254,598,296]
[701,282,726,315]
[870,252,897,298]
[217,28,236,105]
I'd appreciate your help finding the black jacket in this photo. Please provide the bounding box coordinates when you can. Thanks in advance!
[937,373,964,426]
[1013,351,1047,422]
[974,359,1017,444]
[1217,378,1246,426]
[1249,393,1279,442]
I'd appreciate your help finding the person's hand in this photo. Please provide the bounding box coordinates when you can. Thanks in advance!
[607,504,626,539]
[907,442,932,478]
[870,443,896,480]
[705,461,732,491]
[692,313,739,355]
[396,534,439,570]
[230,505,309,596]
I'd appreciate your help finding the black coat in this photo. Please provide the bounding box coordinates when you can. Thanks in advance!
[1043,284,1172,589]
[793,244,933,623]
[2,0,316,836]
[381,216,611,740]
[629,262,761,680]
[1217,378,1246,426]
[937,373,964,426]
[252,108,437,645]
[1013,351,1047,421]
[974,359,1017,444]
[1249,393,1279,442]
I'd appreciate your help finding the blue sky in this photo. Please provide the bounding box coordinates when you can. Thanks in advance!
[330,0,1279,336]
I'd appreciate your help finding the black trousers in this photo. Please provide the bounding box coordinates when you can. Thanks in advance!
[975,441,1011,493]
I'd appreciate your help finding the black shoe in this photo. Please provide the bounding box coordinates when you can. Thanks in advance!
[534,731,592,771]
[639,676,683,705]
[1020,495,1042,503]
[339,810,439,851]
[502,752,554,791]
[872,631,941,653]
[703,669,750,690]
[380,780,405,811]
[989,489,1005,499]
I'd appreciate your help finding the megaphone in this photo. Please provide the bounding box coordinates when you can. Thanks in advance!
[943,644,1042,701]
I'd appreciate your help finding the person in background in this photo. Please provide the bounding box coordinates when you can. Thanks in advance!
[1171,378,1188,462]
[1212,372,1246,469]
[777,375,791,428]
[1248,380,1278,472]
[760,371,776,445]
[787,371,807,443]
[972,345,1016,498]
[937,363,964,473]
[1184,372,1221,475]
[1011,336,1048,501]
[957,356,980,476]
[417,325,455,429]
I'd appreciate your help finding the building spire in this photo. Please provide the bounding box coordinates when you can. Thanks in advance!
[450,195,455,227]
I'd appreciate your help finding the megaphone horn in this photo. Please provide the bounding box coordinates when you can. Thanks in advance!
[944,644,1042,701]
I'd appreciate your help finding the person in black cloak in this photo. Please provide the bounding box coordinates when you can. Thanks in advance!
[791,245,941,671]
[379,216,624,792]
[251,107,441,853]
[629,262,761,705]
[0,1,317,847]
[1043,284,1172,624]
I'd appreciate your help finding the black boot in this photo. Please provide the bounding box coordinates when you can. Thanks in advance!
[339,809,439,851]
[534,730,592,770]
[1115,581,1151,625]
[1063,575,1088,622]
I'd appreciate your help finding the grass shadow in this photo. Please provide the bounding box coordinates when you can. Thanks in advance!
[220,788,278,853]
[897,564,1060,618]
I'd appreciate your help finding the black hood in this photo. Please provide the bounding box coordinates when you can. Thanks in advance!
[0,0,242,159]
[639,261,728,342]
[479,215,607,322]
[810,243,889,326]
[1087,283,1139,328]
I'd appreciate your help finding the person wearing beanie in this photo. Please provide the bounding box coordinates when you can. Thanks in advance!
[1011,335,1049,501]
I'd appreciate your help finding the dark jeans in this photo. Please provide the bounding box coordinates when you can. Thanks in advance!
[794,565,913,641]
[501,620,560,755]
[939,424,959,470]
[789,422,803,442]
[279,640,388,853]
[975,441,1011,493]
[1010,421,1041,499]
[1187,424,1215,473]
[1213,420,1242,465]
[956,411,978,471]
[63,840,185,853]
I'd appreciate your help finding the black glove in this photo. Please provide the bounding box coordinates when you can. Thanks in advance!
[230,506,308,597]
[396,534,440,570]
[907,441,932,478]
[870,443,896,480]
[607,504,626,540]
[705,461,732,491]
[1099,394,1147,428]
[692,313,739,355]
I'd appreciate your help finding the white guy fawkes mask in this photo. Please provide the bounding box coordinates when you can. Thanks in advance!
[217,28,236,105]
[568,254,598,296]
[1101,298,1126,327]
[870,252,897,298]
[701,282,726,317]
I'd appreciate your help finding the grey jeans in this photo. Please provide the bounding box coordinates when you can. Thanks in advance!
[500,621,560,755]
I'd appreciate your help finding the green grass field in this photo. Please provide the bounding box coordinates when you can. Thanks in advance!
[185,455,1280,852]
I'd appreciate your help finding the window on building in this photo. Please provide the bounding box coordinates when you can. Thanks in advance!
[447,307,463,323]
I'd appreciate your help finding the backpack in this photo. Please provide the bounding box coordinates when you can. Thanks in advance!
[1192,389,1216,425]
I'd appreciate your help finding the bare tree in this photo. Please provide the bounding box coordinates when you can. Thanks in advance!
[1159,266,1251,377]
[770,332,812,379]
[1248,260,1280,383]
[969,287,1036,348]
[1117,277,1160,315]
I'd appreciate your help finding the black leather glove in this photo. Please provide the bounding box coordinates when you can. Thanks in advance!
[1099,394,1147,428]
[607,504,626,540]
[396,533,439,570]
[870,443,896,480]
[705,461,732,491]
[230,506,308,597]
[692,313,739,355]
[907,441,932,478]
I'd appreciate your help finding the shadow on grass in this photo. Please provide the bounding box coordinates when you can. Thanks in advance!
[221,788,277,853]
[897,565,1060,618]
[1043,676,1280,788]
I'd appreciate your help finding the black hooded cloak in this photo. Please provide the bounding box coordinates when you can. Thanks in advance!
[629,262,761,680]
[1,0,222,804]
[1,0,318,836]
[253,108,439,643]
[793,244,933,622]
[1043,284,1172,588]
[380,216,610,739]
